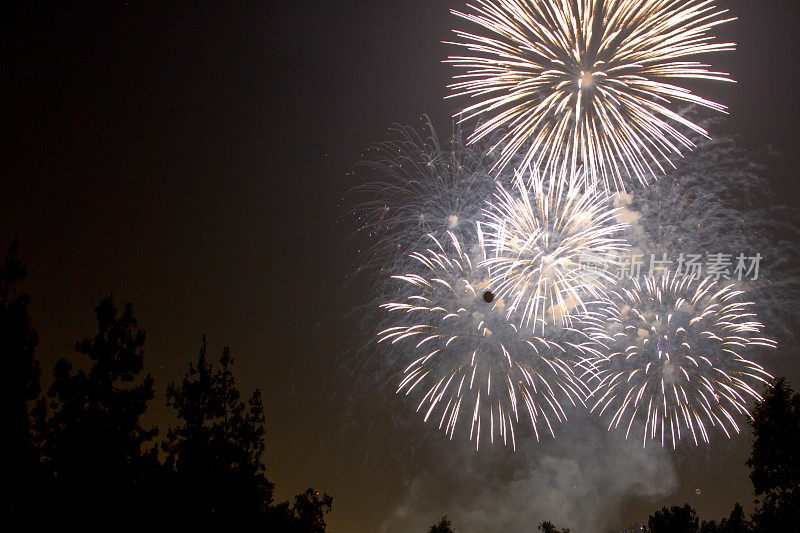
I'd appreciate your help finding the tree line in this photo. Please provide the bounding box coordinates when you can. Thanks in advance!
[0,239,332,530]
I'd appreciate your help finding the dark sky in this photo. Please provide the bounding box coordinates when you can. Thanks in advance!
[2,1,799,531]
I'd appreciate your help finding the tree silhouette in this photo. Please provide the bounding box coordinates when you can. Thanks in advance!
[164,338,333,528]
[714,503,750,533]
[485,382,800,532]
[428,515,455,533]
[266,488,334,532]
[0,239,41,514]
[163,337,273,514]
[0,240,338,526]
[633,379,800,532]
[645,504,700,533]
[643,502,752,533]
[747,378,800,532]
[39,296,157,512]
[538,521,570,533]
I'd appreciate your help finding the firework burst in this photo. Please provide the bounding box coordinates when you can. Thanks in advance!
[481,169,628,331]
[447,0,736,191]
[379,230,595,449]
[612,127,800,340]
[614,125,764,258]
[581,271,775,448]
[346,118,503,279]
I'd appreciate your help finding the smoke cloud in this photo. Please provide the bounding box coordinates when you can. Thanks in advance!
[379,411,677,533]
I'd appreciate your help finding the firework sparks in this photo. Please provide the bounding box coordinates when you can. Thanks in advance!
[481,169,628,331]
[581,271,775,448]
[379,230,595,449]
[446,0,736,191]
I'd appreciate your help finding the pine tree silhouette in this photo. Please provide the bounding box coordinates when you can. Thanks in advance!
[0,239,41,515]
[164,337,274,514]
[39,296,157,512]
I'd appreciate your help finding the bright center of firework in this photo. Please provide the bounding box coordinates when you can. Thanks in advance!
[447,214,458,228]
[579,71,594,89]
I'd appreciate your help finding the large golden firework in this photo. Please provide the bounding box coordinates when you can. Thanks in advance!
[447,0,736,191]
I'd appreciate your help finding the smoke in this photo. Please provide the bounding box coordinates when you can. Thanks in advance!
[379,410,677,533]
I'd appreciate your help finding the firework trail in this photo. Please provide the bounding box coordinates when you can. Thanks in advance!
[379,230,596,450]
[446,0,735,191]
[581,271,775,448]
[481,168,628,331]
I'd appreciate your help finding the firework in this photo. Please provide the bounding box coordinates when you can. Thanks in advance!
[446,0,735,191]
[613,128,800,340]
[581,271,775,448]
[614,126,762,258]
[481,169,628,331]
[379,230,595,449]
[346,117,503,279]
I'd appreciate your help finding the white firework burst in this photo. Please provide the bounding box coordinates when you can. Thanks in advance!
[346,117,502,279]
[482,169,628,331]
[446,0,736,191]
[612,127,800,340]
[379,230,595,450]
[581,271,775,448]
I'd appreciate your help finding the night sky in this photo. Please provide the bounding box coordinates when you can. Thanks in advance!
[2,1,799,531]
